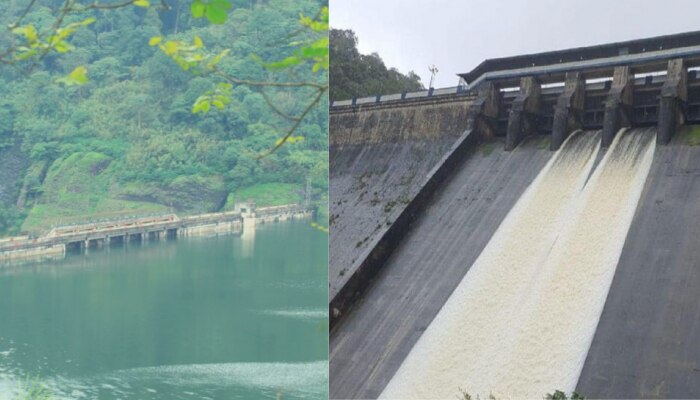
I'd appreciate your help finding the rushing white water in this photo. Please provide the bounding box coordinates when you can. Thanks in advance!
[380,129,656,399]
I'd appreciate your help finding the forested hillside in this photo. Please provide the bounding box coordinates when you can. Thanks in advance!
[0,0,328,235]
[329,28,423,101]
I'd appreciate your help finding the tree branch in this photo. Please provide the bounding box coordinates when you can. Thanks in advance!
[259,88,301,122]
[256,86,326,159]
[10,0,39,28]
[214,68,327,90]
[67,0,170,13]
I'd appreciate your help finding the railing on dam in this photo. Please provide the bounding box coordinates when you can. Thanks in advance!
[46,214,180,238]
[330,86,469,109]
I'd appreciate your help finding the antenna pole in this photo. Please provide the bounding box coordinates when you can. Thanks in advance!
[428,64,439,89]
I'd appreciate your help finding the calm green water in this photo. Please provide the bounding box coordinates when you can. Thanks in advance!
[0,221,328,400]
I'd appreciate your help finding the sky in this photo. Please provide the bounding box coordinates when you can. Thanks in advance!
[330,0,700,88]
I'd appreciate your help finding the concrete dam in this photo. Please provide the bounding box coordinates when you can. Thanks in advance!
[0,204,313,264]
[330,30,700,399]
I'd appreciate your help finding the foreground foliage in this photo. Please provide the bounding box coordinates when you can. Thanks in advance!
[457,388,586,400]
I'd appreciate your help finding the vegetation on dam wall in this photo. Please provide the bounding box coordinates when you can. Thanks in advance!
[0,0,329,236]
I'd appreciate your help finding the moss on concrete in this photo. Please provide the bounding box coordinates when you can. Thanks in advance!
[480,142,498,156]
[678,125,700,146]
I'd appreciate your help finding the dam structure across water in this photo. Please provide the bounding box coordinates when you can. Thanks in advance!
[330,30,700,399]
[0,203,314,264]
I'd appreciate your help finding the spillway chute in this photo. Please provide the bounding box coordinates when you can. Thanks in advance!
[380,128,656,399]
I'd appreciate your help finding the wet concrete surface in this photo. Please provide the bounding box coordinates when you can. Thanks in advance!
[578,135,700,398]
[329,137,458,300]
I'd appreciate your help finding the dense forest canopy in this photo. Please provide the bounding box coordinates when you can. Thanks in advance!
[329,28,423,101]
[0,0,328,236]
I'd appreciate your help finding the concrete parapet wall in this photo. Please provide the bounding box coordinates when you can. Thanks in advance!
[330,95,475,146]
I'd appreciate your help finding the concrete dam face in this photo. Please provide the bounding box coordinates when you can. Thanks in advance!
[331,32,700,399]
[380,128,656,398]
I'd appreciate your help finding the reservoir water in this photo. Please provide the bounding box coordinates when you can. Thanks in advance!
[0,220,328,400]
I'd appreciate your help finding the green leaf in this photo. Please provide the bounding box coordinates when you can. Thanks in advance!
[14,49,38,61]
[163,41,178,55]
[57,66,89,86]
[264,55,301,70]
[207,49,230,69]
[149,36,162,46]
[12,25,38,44]
[206,6,227,24]
[133,0,150,7]
[193,36,203,48]
[191,1,206,18]
[81,17,97,26]
[193,97,212,114]
[53,41,71,53]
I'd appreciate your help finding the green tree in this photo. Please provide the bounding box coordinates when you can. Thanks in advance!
[329,28,423,101]
[0,0,329,235]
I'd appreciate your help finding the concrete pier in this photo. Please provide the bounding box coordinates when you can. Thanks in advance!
[658,58,688,144]
[602,66,634,147]
[505,76,541,151]
[551,72,585,150]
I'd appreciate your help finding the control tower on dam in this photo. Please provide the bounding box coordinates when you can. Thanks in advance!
[330,30,700,399]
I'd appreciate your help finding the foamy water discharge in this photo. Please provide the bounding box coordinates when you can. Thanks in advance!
[380,129,656,399]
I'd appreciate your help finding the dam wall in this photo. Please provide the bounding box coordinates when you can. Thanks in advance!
[330,30,700,400]
[330,136,552,398]
[330,94,476,312]
[0,204,313,264]
[331,31,700,324]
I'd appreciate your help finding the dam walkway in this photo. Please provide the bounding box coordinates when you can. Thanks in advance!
[0,203,313,261]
